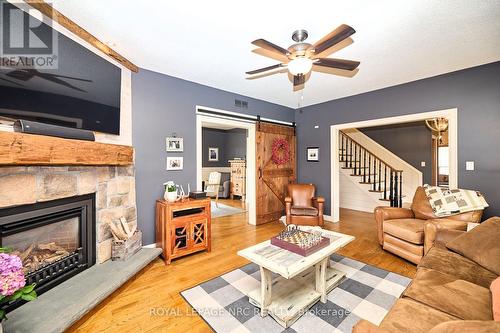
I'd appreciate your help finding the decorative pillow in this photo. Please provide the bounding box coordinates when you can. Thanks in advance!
[446,217,500,275]
[492,277,500,321]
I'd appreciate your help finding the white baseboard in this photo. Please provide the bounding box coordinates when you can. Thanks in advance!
[142,243,157,248]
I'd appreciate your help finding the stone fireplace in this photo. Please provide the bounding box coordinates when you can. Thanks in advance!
[0,165,137,265]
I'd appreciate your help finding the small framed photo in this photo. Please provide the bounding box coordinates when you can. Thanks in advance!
[208,147,219,161]
[307,147,319,162]
[166,157,183,170]
[166,137,183,152]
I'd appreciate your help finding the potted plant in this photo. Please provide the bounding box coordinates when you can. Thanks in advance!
[163,181,178,202]
[0,247,37,331]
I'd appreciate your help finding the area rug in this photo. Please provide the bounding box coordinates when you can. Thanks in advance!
[181,254,411,333]
[211,202,246,218]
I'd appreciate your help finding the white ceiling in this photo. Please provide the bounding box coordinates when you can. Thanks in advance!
[52,0,500,108]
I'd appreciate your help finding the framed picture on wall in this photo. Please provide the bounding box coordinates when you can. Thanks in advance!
[307,147,319,162]
[208,147,219,161]
[166,157,183,170]
[166,137,183,152]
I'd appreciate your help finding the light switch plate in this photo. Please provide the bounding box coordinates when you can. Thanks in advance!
[420,161,426,167]
[466,161,474,171]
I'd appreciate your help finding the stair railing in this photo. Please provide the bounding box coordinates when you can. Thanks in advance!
[339,131,403,207]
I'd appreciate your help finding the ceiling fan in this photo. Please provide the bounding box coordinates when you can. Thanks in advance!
[246,24,360,89]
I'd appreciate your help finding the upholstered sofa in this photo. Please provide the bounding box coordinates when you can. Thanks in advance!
[353,216,500,333]
[374,186,483,264]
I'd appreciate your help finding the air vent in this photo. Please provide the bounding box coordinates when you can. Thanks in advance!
[234,99,248,109]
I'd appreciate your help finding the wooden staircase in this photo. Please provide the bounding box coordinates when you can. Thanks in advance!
[339,130,404,207]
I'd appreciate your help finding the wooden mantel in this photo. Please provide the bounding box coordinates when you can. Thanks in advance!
[0,132,134,166]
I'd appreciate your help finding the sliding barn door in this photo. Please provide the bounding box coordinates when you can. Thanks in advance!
[256,122,296,224]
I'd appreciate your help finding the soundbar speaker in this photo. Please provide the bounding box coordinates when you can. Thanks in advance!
[13,120,95,141]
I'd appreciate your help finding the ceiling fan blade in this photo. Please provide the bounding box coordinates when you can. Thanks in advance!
[251,39,289,56]
[314,58,360,71]
[246,63,284,75]
[293,74,305,87]
[252,48,289,63]
[312,24,355,55]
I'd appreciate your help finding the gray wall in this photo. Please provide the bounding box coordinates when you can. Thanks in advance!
[296,61,500,219]
[360,122,432,184]
[202,128,227,167]
[202,128,247,167]
[132,69,294,244]
[225,128,247,160]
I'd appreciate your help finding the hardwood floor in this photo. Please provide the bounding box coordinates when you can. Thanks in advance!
[67,208,416,333]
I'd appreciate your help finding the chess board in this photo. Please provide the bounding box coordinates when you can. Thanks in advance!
[270,228,330,256]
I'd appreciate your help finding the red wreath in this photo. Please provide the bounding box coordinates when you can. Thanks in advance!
[271,138,290,165]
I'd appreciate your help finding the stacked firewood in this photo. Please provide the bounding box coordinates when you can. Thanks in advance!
[108,217,137,242]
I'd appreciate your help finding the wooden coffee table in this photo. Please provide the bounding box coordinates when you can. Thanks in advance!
[237,226,354,328]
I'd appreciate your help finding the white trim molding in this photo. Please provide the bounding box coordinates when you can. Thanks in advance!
[330,108,458,222]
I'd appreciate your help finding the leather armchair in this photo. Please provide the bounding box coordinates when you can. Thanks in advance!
[285,184,324,227]
[374,186,482,264]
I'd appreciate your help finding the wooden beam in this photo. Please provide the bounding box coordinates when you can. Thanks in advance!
[24,0,139,72]
[0,132,134,166]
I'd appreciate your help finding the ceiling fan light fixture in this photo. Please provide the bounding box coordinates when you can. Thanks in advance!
[287,57,313,76]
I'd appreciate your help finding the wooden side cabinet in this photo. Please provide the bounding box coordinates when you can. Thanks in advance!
[155,198,211,264]
[229,159,246,201]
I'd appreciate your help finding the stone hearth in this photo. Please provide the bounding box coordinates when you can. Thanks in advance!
[0,165,136,263]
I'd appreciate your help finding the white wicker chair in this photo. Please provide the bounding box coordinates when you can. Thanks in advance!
[205,172,221,207]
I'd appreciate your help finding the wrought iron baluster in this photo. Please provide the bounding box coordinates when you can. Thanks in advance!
[354,144,358,175]
[384,164,387,200]
[399,171,403,207]
[349,139,353,169]
[358,144,362,176]
[394,171,399,207]
[390,170,394,206]
[368,154,371,183]
[341,134,345,161]
[378,160,382,191]
[373,159,377,191]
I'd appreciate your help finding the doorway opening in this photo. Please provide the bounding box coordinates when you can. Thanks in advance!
[196,112,257,225]
[331,108,458,222]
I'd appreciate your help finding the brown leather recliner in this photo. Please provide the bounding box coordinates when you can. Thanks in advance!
[285,184,324,227]
[374,186,483,264]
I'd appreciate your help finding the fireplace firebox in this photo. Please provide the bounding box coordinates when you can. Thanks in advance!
[0,194,96,307]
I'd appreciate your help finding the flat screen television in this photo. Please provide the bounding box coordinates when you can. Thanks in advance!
[0,1,122,135]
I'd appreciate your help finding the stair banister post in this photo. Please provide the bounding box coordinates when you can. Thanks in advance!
[373,158,377,192]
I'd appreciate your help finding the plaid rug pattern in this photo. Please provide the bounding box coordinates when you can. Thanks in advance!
[181,254,411,333]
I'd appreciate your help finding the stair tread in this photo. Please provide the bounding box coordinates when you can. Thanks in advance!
[368,189,385,193]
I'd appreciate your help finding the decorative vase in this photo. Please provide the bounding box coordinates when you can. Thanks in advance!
[164,190,178,202]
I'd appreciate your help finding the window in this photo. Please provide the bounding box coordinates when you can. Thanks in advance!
[438,146,449,175]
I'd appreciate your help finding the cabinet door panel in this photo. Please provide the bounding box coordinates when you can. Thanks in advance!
[191,219,207,248]
[172,224,189,254]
